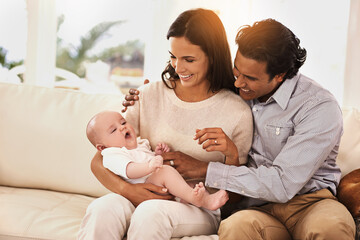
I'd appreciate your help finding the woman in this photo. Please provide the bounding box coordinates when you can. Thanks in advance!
[78,8,253,240]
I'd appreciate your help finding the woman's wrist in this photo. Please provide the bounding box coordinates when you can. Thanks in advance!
[224,146,239,166]
[118,181,132,196]
[225,156,239,166]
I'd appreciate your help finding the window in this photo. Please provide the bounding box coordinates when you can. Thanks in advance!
[55,0,150,93]
[0,0,27,83]
[2,0,354,106]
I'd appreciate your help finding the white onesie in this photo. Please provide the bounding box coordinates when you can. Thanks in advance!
[102,137,156,184]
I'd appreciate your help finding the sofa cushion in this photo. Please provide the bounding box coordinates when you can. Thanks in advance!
[0,186,94,239]
[337,107,360,177]
[0,82,125,197]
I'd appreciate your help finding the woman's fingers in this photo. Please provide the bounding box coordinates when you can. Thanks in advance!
[122,100,134,107]
[124,95,139,101]
[129,88,140,95]
[202,138,222,150]
[194,128,235,154]
[194,128,225,146]
[122,88,140,111]
[121,106,127,113]
[197,132,222,145]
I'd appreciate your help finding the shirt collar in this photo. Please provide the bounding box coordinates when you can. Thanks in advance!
[266,73,300,110]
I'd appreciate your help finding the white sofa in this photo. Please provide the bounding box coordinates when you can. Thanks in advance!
[0,82,359,240]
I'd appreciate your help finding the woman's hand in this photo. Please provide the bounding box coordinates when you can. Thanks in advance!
[121,79,149,113]
[194,128,239,166]
[91,151,173,207]
[161,151,209,180]
[122,182,173,207]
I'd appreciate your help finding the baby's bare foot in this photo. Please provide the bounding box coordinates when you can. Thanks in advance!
[191,182,229,211]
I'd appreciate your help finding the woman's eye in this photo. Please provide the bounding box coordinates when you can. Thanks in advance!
[186,59,194,63]
[111,128,116,133]
[121,121,126,125]
[170,55,176,59]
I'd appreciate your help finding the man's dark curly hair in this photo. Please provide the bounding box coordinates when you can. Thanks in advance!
[236,18,307,81]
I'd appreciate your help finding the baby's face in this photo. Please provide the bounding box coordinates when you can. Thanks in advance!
[95,111,137,150]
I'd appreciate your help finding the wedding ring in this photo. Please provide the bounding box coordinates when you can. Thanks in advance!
[170,160,174,166]
[214,140,218,144]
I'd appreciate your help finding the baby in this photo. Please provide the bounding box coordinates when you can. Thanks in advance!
[86,110,229,211]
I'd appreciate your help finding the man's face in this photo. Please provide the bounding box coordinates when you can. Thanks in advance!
[233,50,284,102]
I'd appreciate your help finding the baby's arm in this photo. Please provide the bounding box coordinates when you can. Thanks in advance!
[154,142,170,155]
[126,155,163,179]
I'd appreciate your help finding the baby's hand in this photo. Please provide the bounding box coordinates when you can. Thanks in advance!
[149,155,163,171]
[154,142,170,155]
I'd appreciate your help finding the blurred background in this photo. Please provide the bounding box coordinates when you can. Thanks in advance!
[0,0,359,107]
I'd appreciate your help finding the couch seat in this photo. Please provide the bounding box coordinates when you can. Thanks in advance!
[0,186,94,240]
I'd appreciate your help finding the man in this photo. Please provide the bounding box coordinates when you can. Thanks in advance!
[123,19,355,239]
[205,18,355,239]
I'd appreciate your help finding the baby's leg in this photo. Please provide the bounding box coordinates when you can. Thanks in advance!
[146,165,228,211]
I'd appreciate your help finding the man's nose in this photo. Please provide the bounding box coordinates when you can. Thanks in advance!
[234,75,246,88]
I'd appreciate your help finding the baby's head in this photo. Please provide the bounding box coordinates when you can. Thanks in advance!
[86,111,137,151]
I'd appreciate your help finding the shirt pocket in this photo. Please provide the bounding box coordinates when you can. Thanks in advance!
[263,123,294,159]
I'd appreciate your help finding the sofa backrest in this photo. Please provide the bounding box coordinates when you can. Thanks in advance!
[0,82,125,197]
[0,82,359,197]
[337,106,360,177]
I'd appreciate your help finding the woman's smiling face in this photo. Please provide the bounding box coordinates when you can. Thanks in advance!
[169,36,210,90]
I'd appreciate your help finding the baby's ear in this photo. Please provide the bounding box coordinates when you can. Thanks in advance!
[96,144,106,151]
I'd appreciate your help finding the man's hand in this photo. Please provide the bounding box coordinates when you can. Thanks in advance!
[121,79,149,113]
[161,151,209,180]
[122,182,174,207]
[194,128,239,166]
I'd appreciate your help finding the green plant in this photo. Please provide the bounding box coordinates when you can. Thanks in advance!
[0,47,23,69]
[56,16,125,77]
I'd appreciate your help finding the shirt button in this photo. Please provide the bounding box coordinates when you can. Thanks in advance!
[241,190,245,194]
[252,107,257,112]
[276,127,280,135]
[213,182,218,187]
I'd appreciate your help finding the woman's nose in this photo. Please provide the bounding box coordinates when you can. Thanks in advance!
[174,60,184,73]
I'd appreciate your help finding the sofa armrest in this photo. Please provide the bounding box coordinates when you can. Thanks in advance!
[337,168,360,218]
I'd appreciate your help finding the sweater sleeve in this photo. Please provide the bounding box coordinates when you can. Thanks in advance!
[233,105,253,165]
[124,86,144,137]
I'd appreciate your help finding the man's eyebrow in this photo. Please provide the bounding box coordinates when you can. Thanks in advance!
[244,74,258,80]
[234,64,258,80]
